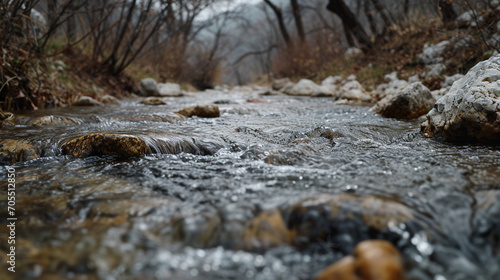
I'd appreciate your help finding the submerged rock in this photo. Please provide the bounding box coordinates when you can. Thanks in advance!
[177,104,220,118]
[0,139,39,164]
[140,78,159,96]
[140,97,166,105]
[421,54,500,142]
[100,95,121,105]
[28,115,79,126]
[243,209,292,251]
[61,133,148,157]
[315,240,404,280]
[372,82,436,119]
[73,96,103,106]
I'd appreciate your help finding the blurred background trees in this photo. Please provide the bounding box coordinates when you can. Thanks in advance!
[0,0,497,110]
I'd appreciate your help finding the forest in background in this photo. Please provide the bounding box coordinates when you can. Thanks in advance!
[0,0,498,111]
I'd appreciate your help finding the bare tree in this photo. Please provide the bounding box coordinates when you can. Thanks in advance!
[326,0,372,49]
[263,0,292,46]
[290,0,305,42]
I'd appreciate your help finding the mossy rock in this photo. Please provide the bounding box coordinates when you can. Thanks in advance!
[0,139,40,164]
[61,133,148,157]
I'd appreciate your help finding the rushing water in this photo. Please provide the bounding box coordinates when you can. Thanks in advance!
[0,89,499,280]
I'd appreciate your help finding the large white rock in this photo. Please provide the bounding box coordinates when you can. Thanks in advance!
[372,82,435,119]
[140,78,159,96]
[457,10,483,28]
[272,78,291,91]
[284,79,319,96]
[158,83,183,97]
[421,54,500,142]
[321,76,343,86]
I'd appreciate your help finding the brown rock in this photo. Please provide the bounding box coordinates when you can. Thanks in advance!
[28,115,79,126]
[140,97,166,105]
[73,96,103,106]
[315,240,404,280]
[242,209,293,251]
[246,97,269,103]
[177,104,220,118]
[100,95,121,105]
[0,140,40,164]
[372,82,435,119]
[61,133,148,157]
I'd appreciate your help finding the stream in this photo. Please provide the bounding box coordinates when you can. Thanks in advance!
[1,88,499,280]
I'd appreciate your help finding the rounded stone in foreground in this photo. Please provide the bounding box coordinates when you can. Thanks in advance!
[315,240,404,280]
[61,133,148,157]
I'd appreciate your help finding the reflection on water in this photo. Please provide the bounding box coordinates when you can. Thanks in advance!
[0,90,499,279]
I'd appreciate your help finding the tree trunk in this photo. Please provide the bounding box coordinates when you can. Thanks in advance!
[364,0,377,36]
[370,0,391,28]
[290,0,305,42]
[326,0,372,49]
[66,1,77,42]
[439,0,457,23]
[404,0,410,17]
[264,0,292,47]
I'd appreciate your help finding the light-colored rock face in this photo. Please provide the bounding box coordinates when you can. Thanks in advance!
[272,78,291,91]
[73,96,103,106]
[457,10,483,27]
[321,75,343,86]
[443,74,465,88]
[418,41,450,65]
[158,83,183,97]
[344,47,363,58]
[421,54,500,142]
[139,78,159,96]
[377,79,410,99]
[372,82,436,119]
[340,80,371,101]
[285,79,319,96]
[422,63,447,82]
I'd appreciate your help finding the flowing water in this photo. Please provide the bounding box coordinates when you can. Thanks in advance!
[0,89,499,280]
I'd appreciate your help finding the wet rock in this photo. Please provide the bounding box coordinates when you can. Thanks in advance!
[89,198,172,218]
[0,111,18,126]
[272,78,291,91]
[418,41,450,65]
[140,78,159,96]
[61,133,148,157]
[158,83,183,97]
[315,240,404,280]
[0,140,39,164]
[286,194,415,252]
[284,79,319,96]
[100,95,120,105]
[372,82,436,119]
[421,54,500,142]
[177,104,220,118]
[140,97,166,105]
[246,97,269,103]
[73,96,103,106]
[28,115,79,125]
[243,209,292,251]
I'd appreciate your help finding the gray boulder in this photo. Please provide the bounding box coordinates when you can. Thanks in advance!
[339,80,372,102]
[421,54,500,142]
[457,10,483,28]
[140,78,159,96]
[443,74,465,88]
[372,82,435,119]
[272,78,291,91]
[158,83,183,97]
[284,79,319,96]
